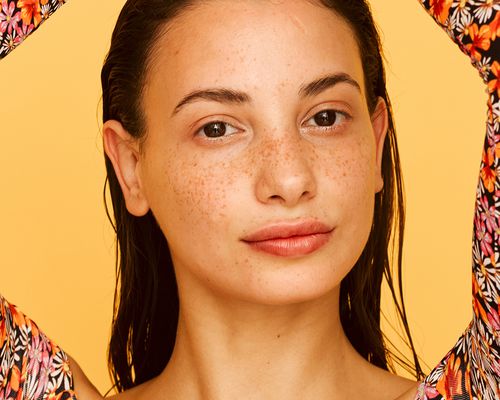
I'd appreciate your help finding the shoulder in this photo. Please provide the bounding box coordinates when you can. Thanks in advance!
[0,294,97,400]
[393,381,422,400]
[67,355,104,400]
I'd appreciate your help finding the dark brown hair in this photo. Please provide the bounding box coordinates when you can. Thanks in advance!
[102,0,424,391]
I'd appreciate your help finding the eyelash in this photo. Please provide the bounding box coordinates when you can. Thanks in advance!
[194,109,351,140]
[302,109,351,132]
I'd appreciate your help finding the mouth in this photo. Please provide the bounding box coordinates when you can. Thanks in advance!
[241,220,333,257]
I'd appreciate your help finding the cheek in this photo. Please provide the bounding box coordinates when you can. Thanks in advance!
[322,128,376,195]
[142,146,240,256]
[320,130,377,253]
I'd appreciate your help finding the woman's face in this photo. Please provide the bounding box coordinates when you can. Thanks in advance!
[130,0,387,305]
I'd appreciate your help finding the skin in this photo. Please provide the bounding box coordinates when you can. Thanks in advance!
[73,0,420,399]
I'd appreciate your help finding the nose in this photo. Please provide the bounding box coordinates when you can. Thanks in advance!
[254,132,317,208]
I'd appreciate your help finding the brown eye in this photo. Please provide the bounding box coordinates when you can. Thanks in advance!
[313,110,337,127]
[303,109,349,132]
[203,122,227,138]
[197,121,240,139]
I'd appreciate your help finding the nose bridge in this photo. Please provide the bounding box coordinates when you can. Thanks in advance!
[254,126,317,206]
[263,129,307,170]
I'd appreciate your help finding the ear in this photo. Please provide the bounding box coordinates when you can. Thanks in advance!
[103,120,150,217]
[371,97,389,193]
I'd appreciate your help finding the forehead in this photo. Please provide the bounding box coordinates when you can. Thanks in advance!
[146,0,364,104]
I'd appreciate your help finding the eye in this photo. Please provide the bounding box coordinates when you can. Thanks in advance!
[196,121,240,139]
[303,109,350,130]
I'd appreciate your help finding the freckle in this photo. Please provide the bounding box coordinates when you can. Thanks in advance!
[276,334,281,339]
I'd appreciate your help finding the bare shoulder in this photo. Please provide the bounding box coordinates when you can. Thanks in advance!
[67,355,104,400]
[393,380,421,400]
[104,376,162,400]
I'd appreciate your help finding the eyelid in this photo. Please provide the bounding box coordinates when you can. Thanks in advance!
[301,106,353,132]
[302,102,353,123]
[193,116,243,139]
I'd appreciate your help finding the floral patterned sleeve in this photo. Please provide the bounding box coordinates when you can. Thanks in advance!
[0,0,66,59]
[414,1,500,400]
[0,295,77,400]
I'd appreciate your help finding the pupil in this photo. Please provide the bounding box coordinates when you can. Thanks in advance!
[204,122,226,138]
[314,110,336,127]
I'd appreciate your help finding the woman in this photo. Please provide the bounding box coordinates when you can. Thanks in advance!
[1,0,498,399]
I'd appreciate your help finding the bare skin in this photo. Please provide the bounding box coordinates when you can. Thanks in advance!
[71,1,422,399]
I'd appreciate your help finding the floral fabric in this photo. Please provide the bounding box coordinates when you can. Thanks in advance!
[0,0,499,399]
[415,1,500,399]
[0,296,76,400]
[0,0,66,59]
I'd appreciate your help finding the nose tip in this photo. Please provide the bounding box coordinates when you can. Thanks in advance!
[254,136,317,207]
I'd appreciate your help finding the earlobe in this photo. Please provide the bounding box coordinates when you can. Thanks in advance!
[103,120,150,217]
[371,98,389,193]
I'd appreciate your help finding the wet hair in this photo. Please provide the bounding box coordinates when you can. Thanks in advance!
[102,0,424,391]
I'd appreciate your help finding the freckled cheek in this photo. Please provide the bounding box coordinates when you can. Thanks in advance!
[145,156,241,241]
[318,134,376,219]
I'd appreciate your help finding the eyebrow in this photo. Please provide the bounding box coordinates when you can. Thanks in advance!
[171,73,361,116]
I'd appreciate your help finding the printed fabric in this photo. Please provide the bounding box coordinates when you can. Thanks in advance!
[0,0,499,399]
[415,1,500,399]
[0,0,66,59]
[0,295,76,400]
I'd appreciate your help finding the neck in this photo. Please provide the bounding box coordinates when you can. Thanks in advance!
[152,285,379,400]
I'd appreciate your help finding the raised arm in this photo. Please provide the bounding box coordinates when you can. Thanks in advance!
[0,295,77,399]
[415,1,499,399]
[0,0,66,59]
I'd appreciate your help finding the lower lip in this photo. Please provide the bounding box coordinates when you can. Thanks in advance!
[244,232,332,257]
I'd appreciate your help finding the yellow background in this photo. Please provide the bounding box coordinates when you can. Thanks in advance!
[0,0,487,394]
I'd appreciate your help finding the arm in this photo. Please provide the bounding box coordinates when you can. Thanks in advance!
[0,0,67,59]
[0,294,78,399]
[416,1,500,399]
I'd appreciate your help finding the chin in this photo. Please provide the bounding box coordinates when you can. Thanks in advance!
[216,259,351,307]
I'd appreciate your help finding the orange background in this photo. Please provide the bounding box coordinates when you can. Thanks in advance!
[0,0,486,393]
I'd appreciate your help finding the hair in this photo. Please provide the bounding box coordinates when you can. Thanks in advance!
[102,0,424,392]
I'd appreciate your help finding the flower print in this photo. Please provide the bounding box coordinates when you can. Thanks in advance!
[488,61,500,97]
[465,23,492,61]
[479,195,498,233]
[486,122,499,148]
[16,0,41,28]
[27,333,49,373]
[481,146,497,193]
[491,10,500,40]
[493,358,500,380]
[0,1,20,34]
[8,364,21,393]
[476,218,494,256]
[0,28,21,55]
[23,331,50,398]
[423,385,441,399]
[429,0,453,24]
[436,353,468,398]
[476,252,498,303]
[0,296,77,400]
[49,351,73,392]
[473,0,497,25]
[487,309,500,334]
[40,2,49,21]
[15,20,33,42]
[454,9,474,41]
[491,98,500,130]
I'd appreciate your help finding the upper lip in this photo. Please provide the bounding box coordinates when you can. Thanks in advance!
[241,219,333,242]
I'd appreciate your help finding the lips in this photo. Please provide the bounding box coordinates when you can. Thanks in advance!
[241,220,333,257]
